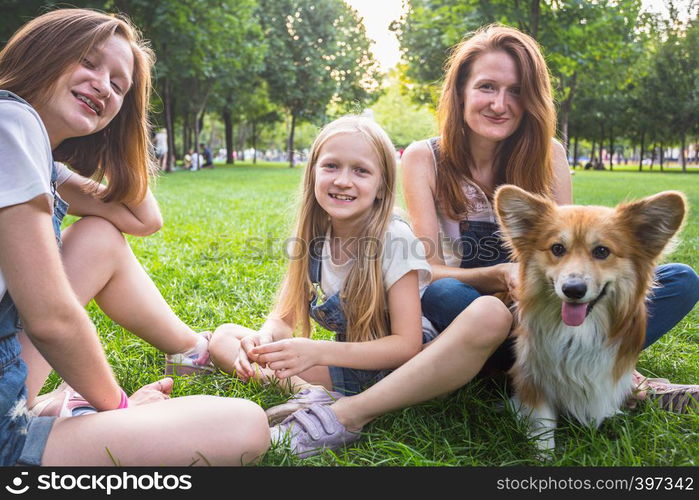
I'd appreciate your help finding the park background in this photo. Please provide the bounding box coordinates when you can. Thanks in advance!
[2,0,698,465]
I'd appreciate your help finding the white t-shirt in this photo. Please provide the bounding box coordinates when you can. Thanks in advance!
[319,218,433,298]
[154,130,168,154]
[0,98,72,297]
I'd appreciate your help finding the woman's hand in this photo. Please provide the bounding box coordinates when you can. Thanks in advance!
[127,377,173,407]
[250,338,319,379]
[498,262,520,299]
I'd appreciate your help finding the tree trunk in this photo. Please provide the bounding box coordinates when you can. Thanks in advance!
[236,124,247,161]
[182,117,189,158]
[680,133,686,172]
[163,78,174,173]
[194,107,205,150]
[288,111,297,168]
[608,128,614,171]
[638,132,645,171]
[590,140,596,165]
[659,145,664,171]
[573,135,579,168]
[529,0,540,39]
[559,73,577,151]
[252,121,257,165]
[223,107,234,165]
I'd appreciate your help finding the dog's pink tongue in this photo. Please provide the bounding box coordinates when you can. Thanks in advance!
[561,302,587,326]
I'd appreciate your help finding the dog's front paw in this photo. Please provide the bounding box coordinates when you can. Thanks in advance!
[510,395,558,460]
[532,431,556,461]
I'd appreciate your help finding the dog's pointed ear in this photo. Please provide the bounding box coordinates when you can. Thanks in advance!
[615,190,686,259]
[495,185,554,247]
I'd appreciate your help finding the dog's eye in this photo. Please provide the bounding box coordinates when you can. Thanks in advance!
[592,246,610,259]
[551,243,566,257]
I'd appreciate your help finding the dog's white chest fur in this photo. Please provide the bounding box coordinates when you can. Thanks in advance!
[519,309,634,427]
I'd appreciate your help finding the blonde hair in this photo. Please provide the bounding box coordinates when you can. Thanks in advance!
[277,116,397,343]
[437,24,556,220]
[0,8,156,203]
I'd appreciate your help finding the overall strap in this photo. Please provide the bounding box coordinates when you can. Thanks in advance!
[308,238,324,285]
[0,90,30,106]
[427,137,441,179]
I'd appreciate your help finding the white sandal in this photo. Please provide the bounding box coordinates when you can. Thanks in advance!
[30,383,92,417]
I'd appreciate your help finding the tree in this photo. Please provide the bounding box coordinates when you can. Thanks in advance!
[107,0,263,171]
[371,70,437,148]
[650,19,699,171]
[0,1,106,45]
[392,0,647,150]
[258,0,381,167]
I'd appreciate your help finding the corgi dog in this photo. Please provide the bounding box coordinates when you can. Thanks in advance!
[493,185,687,454]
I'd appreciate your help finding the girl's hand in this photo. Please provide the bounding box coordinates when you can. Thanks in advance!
[234,348,255,382]
[128,377,173,407]
[241,331,274,362]
[250,338,318,379]
[236,331,274,379]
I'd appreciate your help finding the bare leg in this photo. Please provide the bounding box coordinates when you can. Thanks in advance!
[329,296,512,430]
[22,216,199,403]
[209,323,332,391]
[42,396,270,466]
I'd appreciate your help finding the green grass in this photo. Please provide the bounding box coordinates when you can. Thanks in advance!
[58,164,698,466]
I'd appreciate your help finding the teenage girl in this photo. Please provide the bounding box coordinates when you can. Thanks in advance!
[0,9,268,466]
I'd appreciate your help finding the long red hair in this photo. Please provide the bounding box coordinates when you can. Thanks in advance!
[437,24,556,220]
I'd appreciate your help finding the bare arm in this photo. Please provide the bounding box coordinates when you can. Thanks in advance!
[0,197,122,410]
[551,139,573,204]
[401,141,511,293]
[313,270,423,370]
[58,173,163,236]
[253,271,424,375]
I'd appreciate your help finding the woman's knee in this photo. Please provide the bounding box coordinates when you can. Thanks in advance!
[658,263,699,300]
[422,278,481,330]
[452,296,512,349]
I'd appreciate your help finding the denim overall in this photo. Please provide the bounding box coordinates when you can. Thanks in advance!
[308,240,391,395]
[0,90,66,465]
[421,137,516,373]
[426,138,510,269]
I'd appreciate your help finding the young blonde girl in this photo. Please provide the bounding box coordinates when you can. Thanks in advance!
[209,116,438,449]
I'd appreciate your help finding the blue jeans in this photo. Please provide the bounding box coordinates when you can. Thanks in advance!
[421,263,699,372]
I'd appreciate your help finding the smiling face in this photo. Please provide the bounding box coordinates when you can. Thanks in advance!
[462,50,523,147]
[313,131,383,234]
[36,34,134,148]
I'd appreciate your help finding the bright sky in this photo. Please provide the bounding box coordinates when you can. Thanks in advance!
[344,0,692,73]
[344,0,406,72]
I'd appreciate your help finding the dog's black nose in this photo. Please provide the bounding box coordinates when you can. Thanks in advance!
[562,279,587,299]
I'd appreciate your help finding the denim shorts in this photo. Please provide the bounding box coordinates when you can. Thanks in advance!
[329,316,439,396]
[0,334,56,466]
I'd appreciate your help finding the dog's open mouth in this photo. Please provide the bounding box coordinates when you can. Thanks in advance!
[561,283,609,327]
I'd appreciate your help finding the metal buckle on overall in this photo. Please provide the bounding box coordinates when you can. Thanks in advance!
[312,282,326,305]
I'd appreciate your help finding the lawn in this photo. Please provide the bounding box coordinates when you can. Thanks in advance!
[57,163,698,466]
